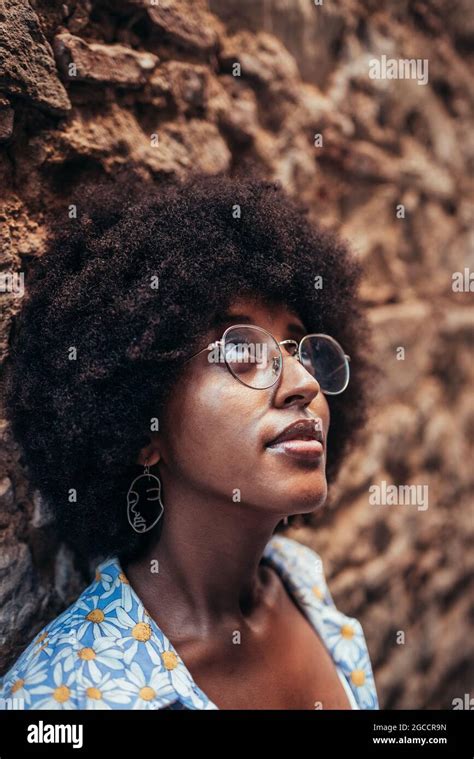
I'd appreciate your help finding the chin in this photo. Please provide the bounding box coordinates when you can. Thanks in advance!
[275,486,328,515]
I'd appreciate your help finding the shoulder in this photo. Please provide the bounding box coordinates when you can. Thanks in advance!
[0,557,130,710]
[0,556,197,711]
[0,597,85,709]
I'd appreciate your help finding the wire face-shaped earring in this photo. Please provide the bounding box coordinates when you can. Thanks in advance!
[127,459,165,534]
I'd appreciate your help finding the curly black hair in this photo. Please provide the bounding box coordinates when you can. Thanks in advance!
[4,172,375,563]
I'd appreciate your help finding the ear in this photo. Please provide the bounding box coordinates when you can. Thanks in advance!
[135,435,161,467]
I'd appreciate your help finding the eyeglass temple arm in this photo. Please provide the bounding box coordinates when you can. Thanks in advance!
[185,340,221,364]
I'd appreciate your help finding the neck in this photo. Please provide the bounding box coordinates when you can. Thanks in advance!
[121,474,284,639]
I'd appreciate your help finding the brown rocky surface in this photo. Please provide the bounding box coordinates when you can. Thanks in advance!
[0,0,71,115]
[0,0,473,709]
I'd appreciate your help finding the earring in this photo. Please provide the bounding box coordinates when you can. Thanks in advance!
[283,516,289,525]
[126,458,165,534]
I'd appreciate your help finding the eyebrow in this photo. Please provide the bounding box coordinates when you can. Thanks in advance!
[212,314,307,337]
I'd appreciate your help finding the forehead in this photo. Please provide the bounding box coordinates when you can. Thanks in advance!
[214,295,307,333]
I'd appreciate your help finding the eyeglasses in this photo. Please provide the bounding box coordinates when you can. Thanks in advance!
[185,324,350,394]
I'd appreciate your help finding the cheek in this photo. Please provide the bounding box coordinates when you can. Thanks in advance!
[162,371,263,473]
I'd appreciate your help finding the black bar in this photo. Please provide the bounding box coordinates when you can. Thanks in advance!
[0,709,472,756]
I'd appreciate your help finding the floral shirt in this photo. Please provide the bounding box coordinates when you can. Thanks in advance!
[0,535,379,710]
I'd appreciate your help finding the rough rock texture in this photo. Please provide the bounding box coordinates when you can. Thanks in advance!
[53,32,159,86]
[0,0,71,115]
[0,0,473,709]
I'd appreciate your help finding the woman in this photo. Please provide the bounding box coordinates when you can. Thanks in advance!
[0,174,379,710]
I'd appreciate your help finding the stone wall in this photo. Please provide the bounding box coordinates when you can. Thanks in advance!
[0,0,473,709]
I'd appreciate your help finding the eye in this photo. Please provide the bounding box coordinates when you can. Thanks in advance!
[225,334,253,361]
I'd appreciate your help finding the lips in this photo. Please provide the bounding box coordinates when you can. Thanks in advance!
[265,418,325,461]
[266,418,324,447]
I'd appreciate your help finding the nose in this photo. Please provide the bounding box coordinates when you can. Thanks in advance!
[272,350,321,409]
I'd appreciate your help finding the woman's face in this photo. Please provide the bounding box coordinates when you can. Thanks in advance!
[150,296,331,518]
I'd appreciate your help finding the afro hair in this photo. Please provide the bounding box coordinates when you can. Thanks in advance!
[4,172,375,563]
